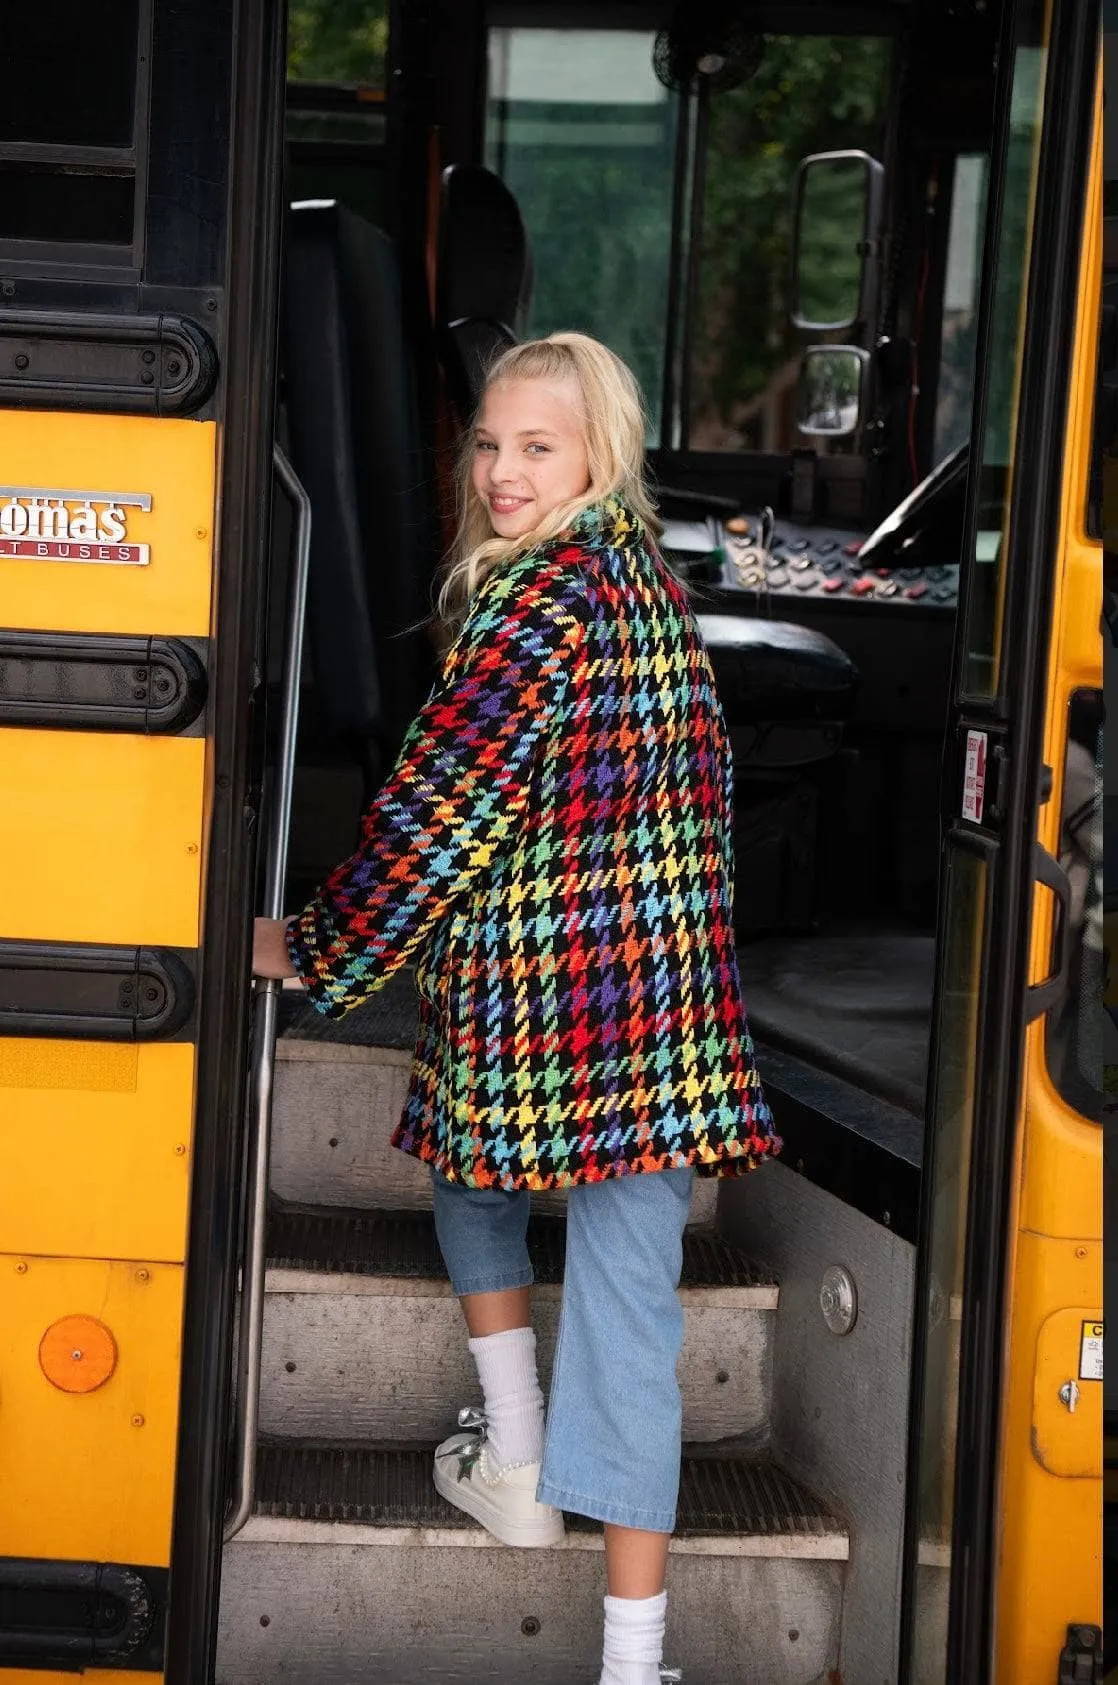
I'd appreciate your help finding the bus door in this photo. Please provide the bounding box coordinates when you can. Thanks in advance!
[899,2,1102,1681]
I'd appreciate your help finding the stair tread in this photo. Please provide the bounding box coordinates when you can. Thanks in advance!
[267,1203,776,1291]
[253,1439,845,1543]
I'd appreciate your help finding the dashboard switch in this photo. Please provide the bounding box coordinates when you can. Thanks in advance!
[851,576,876,596]
[904,581,928,600]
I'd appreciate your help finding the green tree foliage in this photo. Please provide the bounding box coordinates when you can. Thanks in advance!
[692,34,890,443]
[287,0,389,83]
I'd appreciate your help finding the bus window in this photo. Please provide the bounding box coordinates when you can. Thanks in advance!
[961,42,1048,700]
[2,6,142,148]
[687,34,892,453]
[286,0,389,228]
[934,154,989,462]
[287,0,389,84]
[484,26,678,442]
[0,4,150,266]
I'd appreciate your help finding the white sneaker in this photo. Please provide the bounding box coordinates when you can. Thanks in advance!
[433,1407,565,1548]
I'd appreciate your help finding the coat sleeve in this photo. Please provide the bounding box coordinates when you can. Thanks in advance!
[286,553,585,1016]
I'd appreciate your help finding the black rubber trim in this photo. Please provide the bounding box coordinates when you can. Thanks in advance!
[0,310,217,415]
[753,1040,923,1243]
[254,1440,846,1543]
[0,940,197,1041]
[0,631,207,735]
[266,1203,777,1291]
[0,1558,167,1670]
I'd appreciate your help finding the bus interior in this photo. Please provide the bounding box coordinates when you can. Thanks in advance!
[274,0,1001,1122]
[237,2,1010,1676]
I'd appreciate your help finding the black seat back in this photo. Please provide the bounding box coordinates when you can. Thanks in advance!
[436,164,532,421]
[282,201,435,771]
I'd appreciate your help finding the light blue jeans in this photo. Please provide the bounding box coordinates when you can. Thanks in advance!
[431,1167,694,1533]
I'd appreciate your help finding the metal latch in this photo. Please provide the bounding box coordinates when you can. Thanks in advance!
[1057,1624,1102,1684]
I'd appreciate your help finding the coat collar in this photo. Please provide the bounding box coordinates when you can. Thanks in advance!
[560,494,645,552]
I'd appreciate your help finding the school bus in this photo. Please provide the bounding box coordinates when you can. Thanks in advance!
[0,2,1104,1682]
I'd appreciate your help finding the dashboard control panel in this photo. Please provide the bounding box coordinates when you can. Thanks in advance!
[660,514,961,611]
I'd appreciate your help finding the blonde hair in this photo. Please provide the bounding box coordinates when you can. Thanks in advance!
[436,332,662,627]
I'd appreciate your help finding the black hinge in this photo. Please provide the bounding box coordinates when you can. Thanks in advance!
[0,941,196,1041]
[1057,1624,1103,1684]
[0,1557,166,1670]
[0,632,207,734]
[0,310,217,415]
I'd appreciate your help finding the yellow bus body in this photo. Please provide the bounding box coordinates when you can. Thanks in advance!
[0,408,218,1684]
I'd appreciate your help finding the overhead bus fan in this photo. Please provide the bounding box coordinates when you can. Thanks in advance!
[652,2,765,93]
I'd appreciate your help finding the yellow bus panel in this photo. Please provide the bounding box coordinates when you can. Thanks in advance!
[0,730,204,947]
[2,1675,162,1684]
[0,1041,193,1263]
[0,1254,183,1564]
[0,411,216,637]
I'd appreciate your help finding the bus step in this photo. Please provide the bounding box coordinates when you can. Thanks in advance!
[217,1442,847,1684]
[258,1205,777,1445]
[266,1200,776,1292]
[251,1438,845,1542]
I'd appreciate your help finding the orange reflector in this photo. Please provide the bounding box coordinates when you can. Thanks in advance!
[38,1315,117,1393]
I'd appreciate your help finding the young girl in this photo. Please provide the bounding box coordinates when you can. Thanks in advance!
[253,331,779,1685]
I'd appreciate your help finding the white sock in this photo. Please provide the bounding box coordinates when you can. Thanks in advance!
[600,1590,667,1685]
[467,1326,545,1469]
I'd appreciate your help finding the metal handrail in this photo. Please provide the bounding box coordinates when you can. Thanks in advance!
[223,444,311,1542]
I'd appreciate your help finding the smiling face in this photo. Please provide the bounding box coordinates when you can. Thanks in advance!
[471,375,592,540]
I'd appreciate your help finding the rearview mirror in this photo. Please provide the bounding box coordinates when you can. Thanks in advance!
[796,345,869,438]
[791,150,884,331]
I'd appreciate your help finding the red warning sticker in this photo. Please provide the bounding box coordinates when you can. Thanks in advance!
[962,729,987,824]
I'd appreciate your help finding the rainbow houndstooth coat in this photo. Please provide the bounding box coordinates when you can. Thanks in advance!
[287,496,779,1189]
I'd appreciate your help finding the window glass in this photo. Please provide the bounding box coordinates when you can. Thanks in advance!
[961,43,1049,698]
[1,7,140,148]
[1092,28,1118,542]
[0,168,134,246]
[688,35,892,452]
[485,28,678,442]
[934,154,990,462]
[287,0,389,85]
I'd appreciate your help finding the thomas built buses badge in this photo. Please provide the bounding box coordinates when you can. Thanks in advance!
[0,486,152,565]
